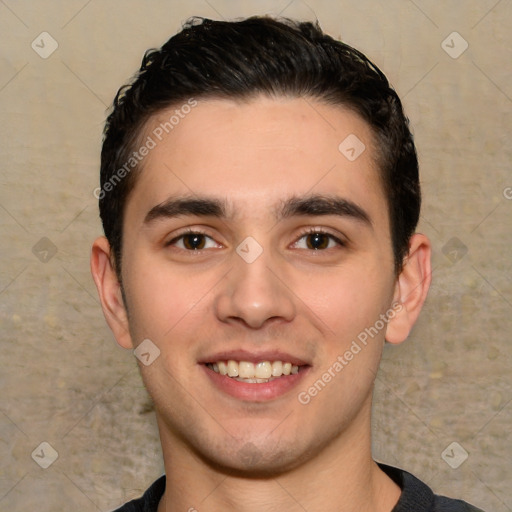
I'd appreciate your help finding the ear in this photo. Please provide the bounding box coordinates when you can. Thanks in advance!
[90,236,134,349]
[385,233,432,345]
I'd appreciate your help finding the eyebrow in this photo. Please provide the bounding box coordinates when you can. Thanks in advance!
[278,195,372,227]
[144,194,372,227]
[144,197,226,224]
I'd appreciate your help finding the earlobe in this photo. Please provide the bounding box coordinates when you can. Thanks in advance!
[90,236,134,349]
[385,233,432,345]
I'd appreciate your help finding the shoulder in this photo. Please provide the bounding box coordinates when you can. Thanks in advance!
[433,495,486,512]
[110,475,166,512]
[378,463,486,512]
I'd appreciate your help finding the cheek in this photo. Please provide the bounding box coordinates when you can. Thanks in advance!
[121,254,217,340]
[292,263,393,344]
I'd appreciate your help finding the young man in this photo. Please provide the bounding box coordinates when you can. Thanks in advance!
[91,16,484,512]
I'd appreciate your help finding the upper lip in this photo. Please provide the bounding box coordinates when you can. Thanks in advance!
[198,349,311,367]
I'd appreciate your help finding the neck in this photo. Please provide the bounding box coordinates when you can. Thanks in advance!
[156,402,401,512]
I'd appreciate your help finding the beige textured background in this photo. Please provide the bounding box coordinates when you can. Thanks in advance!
[1,0,511,510]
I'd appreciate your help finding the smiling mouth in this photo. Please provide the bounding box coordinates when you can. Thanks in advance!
[205,360,303,383]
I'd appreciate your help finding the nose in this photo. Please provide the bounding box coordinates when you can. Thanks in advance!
[213,244,296,329]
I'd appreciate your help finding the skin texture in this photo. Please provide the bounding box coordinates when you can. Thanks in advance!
[91,96,431,512]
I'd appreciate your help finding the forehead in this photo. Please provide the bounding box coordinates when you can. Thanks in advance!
[127,96,386,224]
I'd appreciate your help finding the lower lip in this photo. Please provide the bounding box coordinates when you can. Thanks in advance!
[201,364,310,402]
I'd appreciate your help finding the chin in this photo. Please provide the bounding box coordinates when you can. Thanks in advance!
[193,438,313,478]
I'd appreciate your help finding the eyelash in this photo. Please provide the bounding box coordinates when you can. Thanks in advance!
[166,227,345,252]
[165,228,218,249]
[294,227,345,250]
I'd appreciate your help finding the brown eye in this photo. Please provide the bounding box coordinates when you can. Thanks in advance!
[305,232,330,250]
[292,230,344,251]
[182,233,206,250]
[168,232,219,251]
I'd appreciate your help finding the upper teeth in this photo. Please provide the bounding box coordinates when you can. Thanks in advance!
[208,360,299,379]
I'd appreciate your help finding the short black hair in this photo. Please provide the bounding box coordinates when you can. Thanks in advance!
[99,15,420,277]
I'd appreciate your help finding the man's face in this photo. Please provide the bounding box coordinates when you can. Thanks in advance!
[119,96,398,473]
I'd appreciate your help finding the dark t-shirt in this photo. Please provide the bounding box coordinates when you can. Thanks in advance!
[112,463,485,512]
